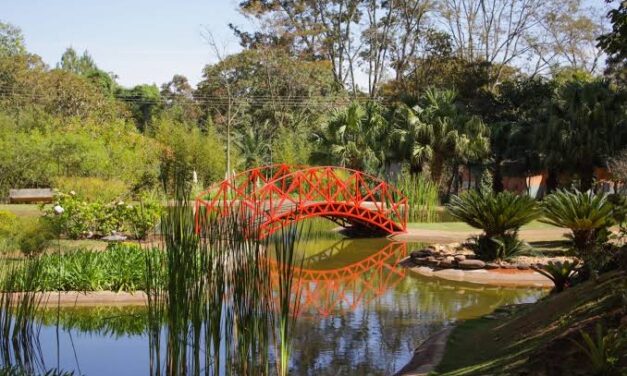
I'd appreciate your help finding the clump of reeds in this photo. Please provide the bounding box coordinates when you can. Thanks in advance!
[0,257,45,374]
[396,173,439,223]
[145,168,307,375]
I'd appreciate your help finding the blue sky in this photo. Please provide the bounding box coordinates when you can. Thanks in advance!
[3,0,249,87]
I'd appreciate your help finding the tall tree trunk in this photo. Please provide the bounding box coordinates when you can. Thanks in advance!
[546,169,559,193]
[492,159,504,193]
[431,156,445,187]
[580,166,594,192]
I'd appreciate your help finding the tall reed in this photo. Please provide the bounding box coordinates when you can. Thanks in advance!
[145,170,307,375]
[0,258,45,374]
[396,173,439,223]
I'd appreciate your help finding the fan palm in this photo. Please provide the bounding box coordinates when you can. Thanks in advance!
[391,88,490,184]
[537,80,626,191]
[234,126,271,169]
[312,101,388,172]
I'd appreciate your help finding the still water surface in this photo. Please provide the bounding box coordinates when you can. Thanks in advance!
[26,238,544,375]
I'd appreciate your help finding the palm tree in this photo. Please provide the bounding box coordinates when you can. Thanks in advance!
[537,79,626,191]
[391,88,490,185]
[234,125,271,169]
[312,101,388,173]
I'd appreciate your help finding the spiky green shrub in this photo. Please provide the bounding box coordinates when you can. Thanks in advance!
[540,190,614,273]
[533,260,580,293]
[571,323,626,376]
[446,190,538,260]
[466,233,532,261]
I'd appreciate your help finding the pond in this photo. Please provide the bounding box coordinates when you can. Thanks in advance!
[4,237,546,376]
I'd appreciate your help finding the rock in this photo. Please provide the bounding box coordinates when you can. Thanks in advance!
[439,259,456,268]
[454,255,466,262]
[485,262,500,270]
[102,234,127,242]
[426,256,440,267]
[500,262,517,269]
[413,257,430,266]
[516,263,530,270]
[457,260,486,270]
[411,249,433,258]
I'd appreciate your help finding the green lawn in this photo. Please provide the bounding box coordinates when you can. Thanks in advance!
[407,220,556,232]
[0,204,43,217]
[434,271,626,375]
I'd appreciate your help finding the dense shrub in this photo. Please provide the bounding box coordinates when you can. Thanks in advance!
[446,190,539,260]
[0,210,18,252]
[44,191,162,240]
[52,176,128,203]
[0,111,161,197]
[17,217,55,257]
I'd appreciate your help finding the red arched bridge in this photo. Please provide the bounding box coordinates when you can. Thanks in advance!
[194,164,408,238]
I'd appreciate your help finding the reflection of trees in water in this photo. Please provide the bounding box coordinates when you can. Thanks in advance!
[286,240,545,375]
[2,239,545,376]
[35,306,148,337]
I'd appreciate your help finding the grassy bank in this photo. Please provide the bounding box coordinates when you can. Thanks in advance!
[434,271,627,375]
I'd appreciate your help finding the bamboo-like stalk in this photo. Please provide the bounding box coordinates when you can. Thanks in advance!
[145,167,308,375]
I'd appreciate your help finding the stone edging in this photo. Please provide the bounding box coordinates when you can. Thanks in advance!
[409,266,553,288]
[5,291,148,306]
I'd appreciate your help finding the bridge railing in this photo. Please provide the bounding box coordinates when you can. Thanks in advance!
[195,164,408,236]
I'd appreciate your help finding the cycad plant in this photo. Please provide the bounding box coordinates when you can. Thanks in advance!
[533,260,580,293]
[540,190,614,274]
[446,190,539,260]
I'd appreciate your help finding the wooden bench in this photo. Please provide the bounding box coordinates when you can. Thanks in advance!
[9,188,53,204]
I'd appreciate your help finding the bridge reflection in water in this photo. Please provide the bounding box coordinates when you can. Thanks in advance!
[270,239,407,317]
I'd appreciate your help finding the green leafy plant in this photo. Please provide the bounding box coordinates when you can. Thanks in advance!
[541,190,614,276]
[533,260,580,293]
[396,170,439,223]
[466,233,532,261]
[447,190,539,260]
[17,218,56,257]
[43,191,161,240]
[571,323,626,376]
[16,244,151,292]
[0,210,18,253]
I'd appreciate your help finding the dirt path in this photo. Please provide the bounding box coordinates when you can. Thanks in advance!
[392,227,568,243]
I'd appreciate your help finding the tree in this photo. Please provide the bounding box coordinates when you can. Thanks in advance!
[235,125,272,169]
[597,0,627,84]
[58,47,117,97]
[0,21,26,57]
[535,1,606,74]
[312,101,388,172]
[537,79,627,191]
[238,0,367,94]
[58,47,98,75]
[116,84,162,132]
[438,0,606,81]
[160,74,200,125]
[391,88,490,185]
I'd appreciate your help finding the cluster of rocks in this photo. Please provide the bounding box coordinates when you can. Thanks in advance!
[408,244,536,271]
